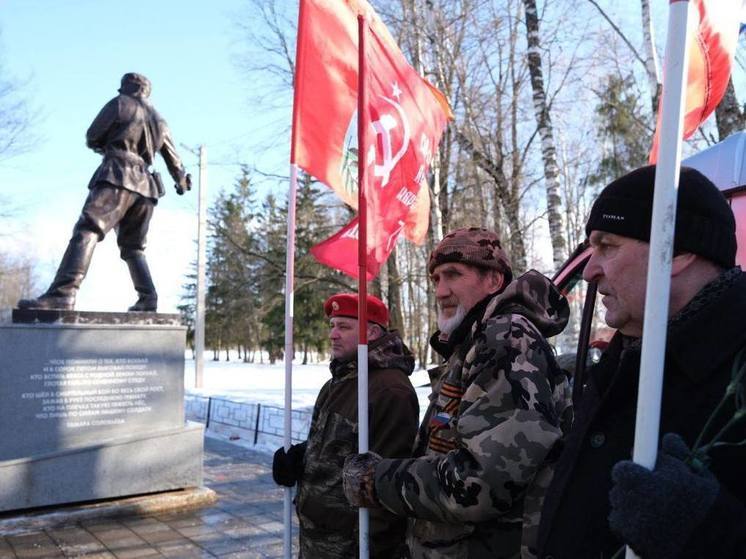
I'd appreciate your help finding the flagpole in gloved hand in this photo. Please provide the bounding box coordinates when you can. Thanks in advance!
[357,13,371,559]
[282,2,308,557]
[626,2,692,558]
[282,161,297,559]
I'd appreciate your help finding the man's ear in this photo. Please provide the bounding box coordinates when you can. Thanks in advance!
[368,322,380,342]
[367,323,383,341]
[489,271,505,292]
[671,252,697,277]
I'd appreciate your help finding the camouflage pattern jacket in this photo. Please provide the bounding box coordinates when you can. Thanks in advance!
[373,270,572,559]
[296,331,419,559]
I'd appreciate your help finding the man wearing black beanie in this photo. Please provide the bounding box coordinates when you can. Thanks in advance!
[536,165,746,558]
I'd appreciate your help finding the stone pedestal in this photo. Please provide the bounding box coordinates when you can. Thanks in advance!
[0,310,204,512]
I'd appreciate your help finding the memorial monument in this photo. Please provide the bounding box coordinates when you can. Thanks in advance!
[18,72,191,313]
[1,74,204,513]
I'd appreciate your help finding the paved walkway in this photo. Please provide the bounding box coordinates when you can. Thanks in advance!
[0,438,298,558]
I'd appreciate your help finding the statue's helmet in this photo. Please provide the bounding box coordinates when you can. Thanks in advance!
[118,73,151,98]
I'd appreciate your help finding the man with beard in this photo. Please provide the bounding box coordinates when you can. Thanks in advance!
[271,293,419,558]
[537,166,746,558]
[342,227,572,558]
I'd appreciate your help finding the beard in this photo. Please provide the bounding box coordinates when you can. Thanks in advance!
[437,304,467,336]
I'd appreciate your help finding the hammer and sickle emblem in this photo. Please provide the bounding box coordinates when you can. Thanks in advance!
[366,95,411,188]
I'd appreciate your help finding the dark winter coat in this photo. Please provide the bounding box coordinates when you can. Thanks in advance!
[537,267,746,559]
[295,330,419,559]
[374,270,572,559]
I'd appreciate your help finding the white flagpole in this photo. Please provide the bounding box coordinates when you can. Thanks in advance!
[195,145,207,389]
[284,2,308,556]
[282,163,298,559]
[626,1,692,558]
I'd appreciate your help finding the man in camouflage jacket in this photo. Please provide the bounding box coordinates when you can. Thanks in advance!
[343,227,572,559]
[272,293,419,558]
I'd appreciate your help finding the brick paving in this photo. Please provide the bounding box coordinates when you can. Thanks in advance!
[0,438,299,558]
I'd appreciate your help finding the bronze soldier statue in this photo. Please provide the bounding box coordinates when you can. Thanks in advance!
[18,73,191,312]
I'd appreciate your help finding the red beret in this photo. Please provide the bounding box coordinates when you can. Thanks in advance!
[324,293,389,327]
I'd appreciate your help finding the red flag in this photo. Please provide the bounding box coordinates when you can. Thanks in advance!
[306,8,450,279]
[649,0,741,163]
[293,0,451,254]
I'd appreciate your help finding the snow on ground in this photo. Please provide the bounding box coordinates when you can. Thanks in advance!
[184,352,433,419]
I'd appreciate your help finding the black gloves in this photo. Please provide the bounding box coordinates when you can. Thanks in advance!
[175,173,192,195]
[272,442,307,487]
[609,433,720,559]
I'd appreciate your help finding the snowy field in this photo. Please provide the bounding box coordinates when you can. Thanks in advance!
[184,352,434,419]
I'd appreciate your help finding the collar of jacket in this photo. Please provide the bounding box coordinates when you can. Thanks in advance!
[612,267,746,384]
[429,290,498,360]
[666,267,746,383]
[329,330,415,382]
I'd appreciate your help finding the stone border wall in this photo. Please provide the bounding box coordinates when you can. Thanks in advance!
[185,393,311,447]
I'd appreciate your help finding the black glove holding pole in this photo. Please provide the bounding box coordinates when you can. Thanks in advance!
[608,433,720,558]
[272,441,307,487]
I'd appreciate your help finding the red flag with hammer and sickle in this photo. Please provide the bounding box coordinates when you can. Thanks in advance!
[293,0,451,279]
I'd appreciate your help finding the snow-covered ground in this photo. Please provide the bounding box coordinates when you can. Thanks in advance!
[184,353,433,418]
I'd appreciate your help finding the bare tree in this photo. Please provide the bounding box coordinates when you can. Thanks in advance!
[0,253,38,308]
[586,0,661,111]
[522,0,567,268]
[0,28,40,308]
[385,247,405,333]
[639,0,662,110]
[715,78,744,140]
[0,31,36,162]
[233,0,734,358]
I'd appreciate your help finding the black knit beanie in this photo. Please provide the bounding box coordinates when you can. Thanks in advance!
[585,165,736,268]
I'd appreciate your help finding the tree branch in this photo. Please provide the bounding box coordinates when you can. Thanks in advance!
[586,0,649,70]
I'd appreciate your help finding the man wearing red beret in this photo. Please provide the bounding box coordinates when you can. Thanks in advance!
[272,292,419,558]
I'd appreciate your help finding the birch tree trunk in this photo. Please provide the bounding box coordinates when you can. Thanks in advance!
[522,0,566,268]
[640,0,662,111]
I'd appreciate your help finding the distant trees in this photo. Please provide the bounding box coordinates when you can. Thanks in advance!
[193,0,742,366]
[0,28,39,307]
[0,29,36,162]
[0,253,36,309]
[715,79,744,141]
[589,74,652,189]
[181,168,353,363]
[204,169,257,360]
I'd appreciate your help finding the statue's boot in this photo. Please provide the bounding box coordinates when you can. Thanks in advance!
[124,251,158,312]
[17,230,98,311]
